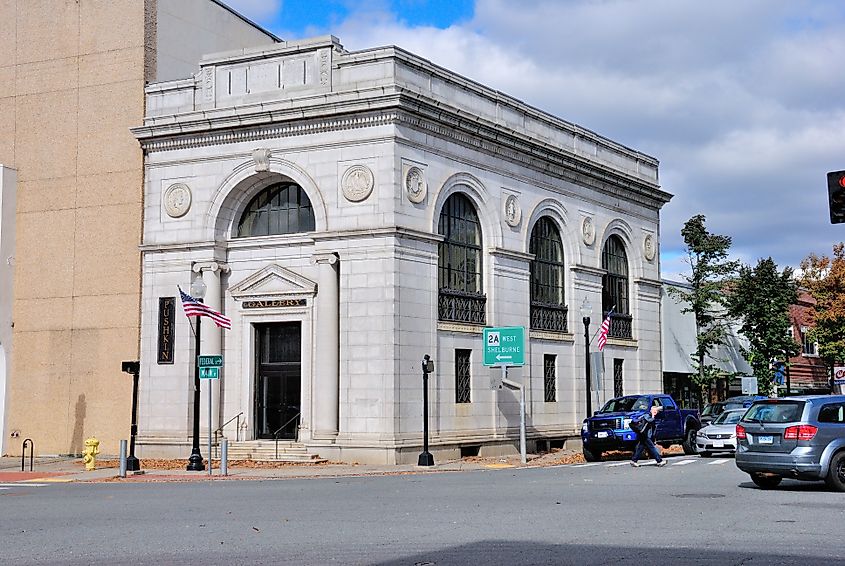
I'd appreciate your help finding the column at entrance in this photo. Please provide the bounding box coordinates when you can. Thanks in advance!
[311,253,339,440]
[194,262,228,435]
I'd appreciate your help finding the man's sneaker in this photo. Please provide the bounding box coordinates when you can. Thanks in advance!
[656,460,667,467]
[630,461,640,467]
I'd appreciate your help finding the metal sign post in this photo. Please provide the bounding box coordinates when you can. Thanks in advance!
[199,356,222,476]
[484,327,527,464]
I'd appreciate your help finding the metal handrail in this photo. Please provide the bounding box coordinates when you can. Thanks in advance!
[213,412,244,457]
[273,413,301,459]
[21,438,33,472]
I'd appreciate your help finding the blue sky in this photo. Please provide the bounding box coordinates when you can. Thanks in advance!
[244,1,475,34]
[226,0,845,278]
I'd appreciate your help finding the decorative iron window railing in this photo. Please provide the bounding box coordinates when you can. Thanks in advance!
[455,349,472,404]
[608,313,633,339]
[438,289,486,325]
[543,355,557,403]
[530,302,568,333]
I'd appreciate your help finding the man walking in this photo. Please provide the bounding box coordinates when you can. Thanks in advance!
[631,405,666,467]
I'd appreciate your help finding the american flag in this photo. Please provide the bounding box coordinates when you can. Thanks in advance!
[179,287,232,330]
[597,310,613,351]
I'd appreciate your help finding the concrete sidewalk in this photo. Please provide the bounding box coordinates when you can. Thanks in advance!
[0,451,584,483]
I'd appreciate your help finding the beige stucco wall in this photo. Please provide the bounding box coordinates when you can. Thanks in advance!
[0,0,150,456]
[0,0,278,457]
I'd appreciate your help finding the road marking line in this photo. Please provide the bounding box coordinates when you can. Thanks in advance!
[708,459,730,465]
[572,463,601,468]
[606,462,631,467]
[0,483,48,487]
[671,459,697,466]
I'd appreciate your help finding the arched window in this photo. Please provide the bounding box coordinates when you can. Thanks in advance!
[236,182,315,237]
[601,234,632,339]
[529,217,567,332]
[437,193,486,324]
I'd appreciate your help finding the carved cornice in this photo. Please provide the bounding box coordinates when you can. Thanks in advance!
[134,91,670,207]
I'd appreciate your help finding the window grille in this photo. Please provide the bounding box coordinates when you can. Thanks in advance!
[455,349,472,403]
[236,182,315,237]
[613,358,624,397]
[438,194,485,324]
[530,218,567,332]
[543,354,557,402]
[602,235,631,339]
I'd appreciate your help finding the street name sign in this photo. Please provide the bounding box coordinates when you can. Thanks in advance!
[198,355,223,367]
[483,326,525,366]
[199,367,219,379]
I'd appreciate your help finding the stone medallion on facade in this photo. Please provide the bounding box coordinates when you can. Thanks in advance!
[341,164,374,202]
[163,183,192,218]
[581,216,595,245]
[405,166,427,203]
[503,194,521,227]
[644,233,656,261]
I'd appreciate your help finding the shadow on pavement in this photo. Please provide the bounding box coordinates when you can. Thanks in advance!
[371,540,841,566]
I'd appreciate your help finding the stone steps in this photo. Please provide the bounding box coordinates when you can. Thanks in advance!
[221,441,326,463]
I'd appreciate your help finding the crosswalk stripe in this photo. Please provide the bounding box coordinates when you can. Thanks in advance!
[572,463,601,468]
[607,462,631,467]
[671,459,697,466]
[0,483,48,487]
[708,459,730,465]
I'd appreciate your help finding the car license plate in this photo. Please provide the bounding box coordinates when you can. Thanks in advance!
[713,440,724,448]
[596,431,609,438]
[758,435,773,444]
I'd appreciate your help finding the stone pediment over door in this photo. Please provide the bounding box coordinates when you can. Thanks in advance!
[229,264,317,302]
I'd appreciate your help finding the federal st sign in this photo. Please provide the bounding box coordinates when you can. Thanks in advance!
[483,326,525,366]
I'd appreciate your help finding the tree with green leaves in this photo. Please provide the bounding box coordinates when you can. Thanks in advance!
[668,215,739,400]
[800,243,845,366]
[727,257,800,395]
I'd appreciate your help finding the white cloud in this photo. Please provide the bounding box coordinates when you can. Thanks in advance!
[255,0,845,274]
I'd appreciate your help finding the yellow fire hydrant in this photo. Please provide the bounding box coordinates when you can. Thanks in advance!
[83,437,100,471]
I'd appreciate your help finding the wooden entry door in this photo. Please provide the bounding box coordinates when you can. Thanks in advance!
[255,322,301,440]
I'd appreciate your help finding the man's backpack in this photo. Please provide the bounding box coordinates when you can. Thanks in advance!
[630,417,646,434]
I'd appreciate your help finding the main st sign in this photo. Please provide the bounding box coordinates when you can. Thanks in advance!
[483,326,525,366]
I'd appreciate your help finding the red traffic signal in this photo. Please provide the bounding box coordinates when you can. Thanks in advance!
[828,170,845,225]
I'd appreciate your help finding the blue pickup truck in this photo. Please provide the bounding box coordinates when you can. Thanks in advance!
[581,394,701,462]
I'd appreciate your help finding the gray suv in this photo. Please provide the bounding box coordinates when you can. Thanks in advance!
[735,395,845,491]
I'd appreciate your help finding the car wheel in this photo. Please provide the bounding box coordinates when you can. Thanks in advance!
[582,447,602,462]
[824,451,845,492]
[698,451,711,458]
[682,429,698,455]
[750,473,782,489]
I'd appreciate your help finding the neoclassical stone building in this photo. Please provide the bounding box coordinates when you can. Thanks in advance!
[133,35,671,464]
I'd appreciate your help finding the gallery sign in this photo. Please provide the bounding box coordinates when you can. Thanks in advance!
[243,299,307,309]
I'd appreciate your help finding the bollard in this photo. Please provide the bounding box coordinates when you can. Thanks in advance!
[119,440,127,478]
[221,438,228,476]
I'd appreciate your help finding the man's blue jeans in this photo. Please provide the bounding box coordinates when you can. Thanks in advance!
[632,435,663,463]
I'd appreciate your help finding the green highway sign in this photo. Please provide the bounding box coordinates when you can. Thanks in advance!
[483,326,525,366]
[198,355,223,367]
[199,367,219,379]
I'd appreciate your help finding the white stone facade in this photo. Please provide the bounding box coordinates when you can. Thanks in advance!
[133,36,671,464]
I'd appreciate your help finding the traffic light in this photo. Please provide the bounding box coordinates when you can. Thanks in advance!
[828,170,845,224]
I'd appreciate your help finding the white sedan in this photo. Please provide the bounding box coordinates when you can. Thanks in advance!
[696,408,746,457]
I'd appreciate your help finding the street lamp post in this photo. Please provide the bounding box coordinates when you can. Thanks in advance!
[187,275,206,472]
[121,360,141,472]
[581,297,593,419]
[418,354,435,467]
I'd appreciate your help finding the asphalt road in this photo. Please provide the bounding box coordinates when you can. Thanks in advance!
[2,455,843,565]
